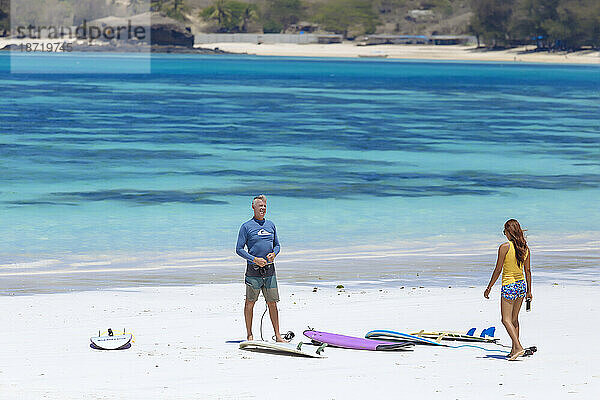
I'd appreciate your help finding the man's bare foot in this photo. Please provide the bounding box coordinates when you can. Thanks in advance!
[247,334,253,341]
[275,336,290,343]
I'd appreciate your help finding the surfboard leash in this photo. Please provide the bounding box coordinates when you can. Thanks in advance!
[451,344,509,354]
[260,303,268,341]
[259,302,294,342]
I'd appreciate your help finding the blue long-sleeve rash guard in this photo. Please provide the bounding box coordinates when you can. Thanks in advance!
[236,218,280,277]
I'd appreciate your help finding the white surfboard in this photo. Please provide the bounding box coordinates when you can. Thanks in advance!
[239,340,326,358]
[90,333,132,350]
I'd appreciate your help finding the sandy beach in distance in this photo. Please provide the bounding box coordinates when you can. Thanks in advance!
[200,42,600,64]
[1,281,598,399]
[1,38,598,64]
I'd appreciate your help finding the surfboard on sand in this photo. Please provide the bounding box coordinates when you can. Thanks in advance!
[367,329,499,345]
[366,330,445,346]
[304,329,414,351]
[90,333,133,350]
[239,340,327,358]
[410,328,499,343]
[365,330,514,356]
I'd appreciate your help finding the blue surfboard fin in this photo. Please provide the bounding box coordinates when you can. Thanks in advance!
[467,328,476,336]
[480,327,496,338]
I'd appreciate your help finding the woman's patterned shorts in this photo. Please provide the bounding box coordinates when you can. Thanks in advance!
[501,279,526,301]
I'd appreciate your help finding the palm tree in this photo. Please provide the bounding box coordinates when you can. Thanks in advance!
[238,4,258,33]
[208,0,232,28]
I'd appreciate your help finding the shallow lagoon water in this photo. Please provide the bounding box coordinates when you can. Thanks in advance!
[1,54,598,293]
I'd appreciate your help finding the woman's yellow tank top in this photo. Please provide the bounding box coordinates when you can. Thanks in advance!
[502,241,528,286]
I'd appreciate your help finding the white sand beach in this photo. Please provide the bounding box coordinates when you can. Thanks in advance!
[1,281,598,399]
[1,38,598,64]
[201,42,600,64]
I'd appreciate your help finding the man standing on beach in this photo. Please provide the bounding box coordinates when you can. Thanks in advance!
[236,195,286,342]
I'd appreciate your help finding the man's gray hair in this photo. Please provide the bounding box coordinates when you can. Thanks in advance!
[252,194,267,206]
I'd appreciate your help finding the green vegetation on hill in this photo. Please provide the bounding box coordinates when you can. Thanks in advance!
[196,0,599,48]
[313,0,379,37]
[200,0,259,32]
[1,0,598,49]
[152,0,191,21]
[261,0,304,33]
[199,0,384,36]
[469,0,600,50]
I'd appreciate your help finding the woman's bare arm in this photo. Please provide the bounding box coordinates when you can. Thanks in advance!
[524,251,532,300]
[484,243,508,298]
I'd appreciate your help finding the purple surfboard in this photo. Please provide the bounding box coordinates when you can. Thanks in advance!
[303,330,414,351]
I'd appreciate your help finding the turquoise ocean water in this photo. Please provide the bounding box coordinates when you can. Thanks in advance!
[1,53,598,293]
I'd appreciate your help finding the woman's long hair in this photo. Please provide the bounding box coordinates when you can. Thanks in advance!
[504,219,528,266]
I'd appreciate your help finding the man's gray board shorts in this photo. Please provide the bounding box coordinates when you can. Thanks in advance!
[245,275,280,303]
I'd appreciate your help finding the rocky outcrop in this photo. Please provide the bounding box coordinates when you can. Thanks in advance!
[148,13,194,48]
[151,25,193,48]
[87,12,194,48]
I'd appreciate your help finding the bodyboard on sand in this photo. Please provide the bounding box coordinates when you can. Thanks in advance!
[90,333,132,350]
[239,340,326,358]
[304,330,414,351]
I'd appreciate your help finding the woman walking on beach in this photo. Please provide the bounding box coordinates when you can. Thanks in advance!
[484,219,532,361]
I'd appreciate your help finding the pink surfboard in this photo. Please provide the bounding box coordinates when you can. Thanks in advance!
[303,329,414,351]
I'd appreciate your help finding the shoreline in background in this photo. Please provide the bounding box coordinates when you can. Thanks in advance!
[199,42,599,65]
[2,240,598,295]
[0,39,598,65]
